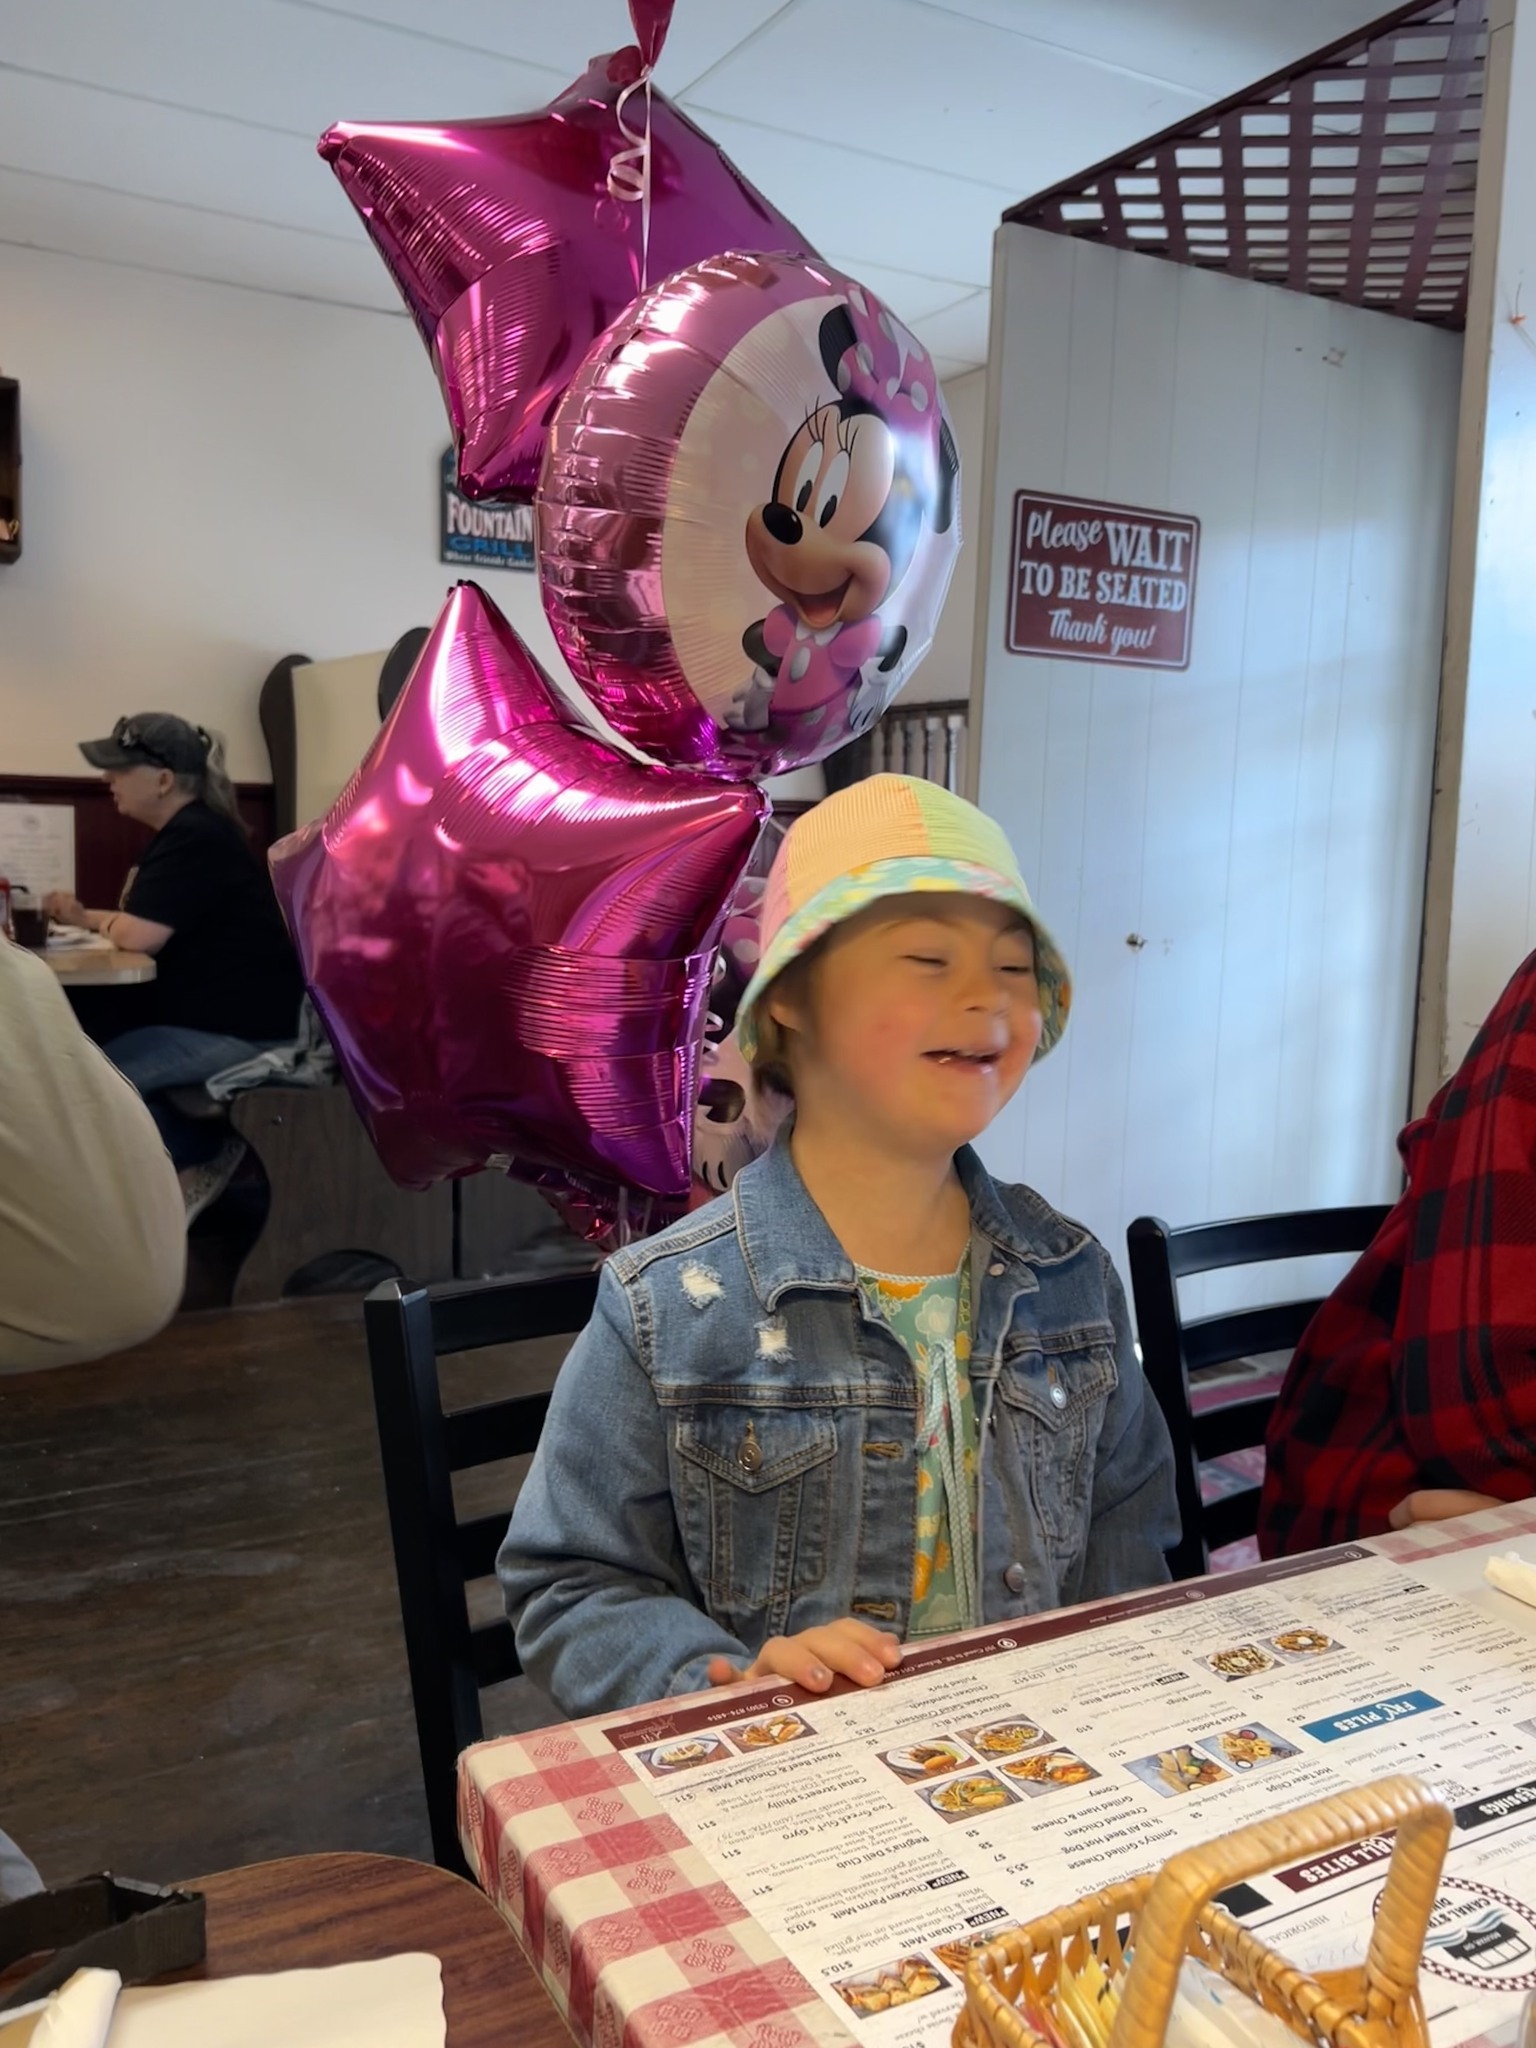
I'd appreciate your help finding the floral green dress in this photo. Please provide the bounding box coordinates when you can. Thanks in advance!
[855,1261,979,1636]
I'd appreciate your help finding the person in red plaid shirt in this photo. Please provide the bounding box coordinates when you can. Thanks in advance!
[1258,948,1536,1556]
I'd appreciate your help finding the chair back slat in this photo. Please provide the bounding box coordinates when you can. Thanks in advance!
[428,1269,600,1352]
[470,1621,522,1690]
[1203,1488,1264,1554]
[1127,1204,1391,1582]
[454,1511,516,1581]
[1164,1205,1395,1278]
[1193,1396,1284,1464]
[1181,1300,1323,1375]
[442,1393,553,1470]
[363,1268,601,1874]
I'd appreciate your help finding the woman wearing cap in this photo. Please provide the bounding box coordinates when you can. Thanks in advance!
[498,775,1177,1717]
[43,713,305,1222]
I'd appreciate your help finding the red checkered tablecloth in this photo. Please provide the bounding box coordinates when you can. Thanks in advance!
[459,1503,1536,2048]
[459,1715,852,2048]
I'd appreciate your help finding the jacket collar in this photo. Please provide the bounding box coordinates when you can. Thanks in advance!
[732,1128,1089,1310]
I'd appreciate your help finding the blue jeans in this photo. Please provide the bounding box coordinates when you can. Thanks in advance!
[0,1826,42,1901]
[103,1026,276,1169]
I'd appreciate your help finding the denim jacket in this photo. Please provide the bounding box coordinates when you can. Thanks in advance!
[499,1137,1178,1718]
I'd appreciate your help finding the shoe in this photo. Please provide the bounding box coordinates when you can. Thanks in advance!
[179,1137,248,1227]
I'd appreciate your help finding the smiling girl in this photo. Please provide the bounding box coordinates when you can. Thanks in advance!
[499,776,1176,1717]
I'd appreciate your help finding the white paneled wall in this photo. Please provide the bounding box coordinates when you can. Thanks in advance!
[972,226,1461,1310]
[1418,0,1536,1088]
[899,366,985,705]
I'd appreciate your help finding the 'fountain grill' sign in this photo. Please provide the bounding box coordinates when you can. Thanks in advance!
[440,449,535,571]
[1008,490,1199,670]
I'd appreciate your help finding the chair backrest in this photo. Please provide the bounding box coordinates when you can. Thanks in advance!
[823,697,970,795]
[378,626,430,722]
[1126,1205,1391,1582]
[363,1267,600,1873]
[291,651,390,832]
[259,626,427,841]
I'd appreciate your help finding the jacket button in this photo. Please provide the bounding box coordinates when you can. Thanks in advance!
[1004,1563,1028,1594]
[988,1262,1005,1277]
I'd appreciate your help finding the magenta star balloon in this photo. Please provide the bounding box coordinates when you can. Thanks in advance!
[270,581,767,1198]
[319,46,814,501]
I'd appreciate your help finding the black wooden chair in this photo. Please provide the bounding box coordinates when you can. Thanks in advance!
[363,1267,600,1873]
[1126,1205,1391,1581]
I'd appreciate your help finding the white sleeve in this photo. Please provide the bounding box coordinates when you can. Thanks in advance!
[0,941,185,1371]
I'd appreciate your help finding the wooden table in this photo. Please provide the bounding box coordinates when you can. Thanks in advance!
[41,944,155,986]
[178,1852,573,2048]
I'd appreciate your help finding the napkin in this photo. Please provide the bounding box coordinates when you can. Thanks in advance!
[0,1968,120,2048]
[108,1952,445,2048]
[1485,1552,1536,1611]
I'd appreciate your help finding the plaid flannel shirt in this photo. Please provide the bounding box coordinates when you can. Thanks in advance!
[1258,949,1536,1557]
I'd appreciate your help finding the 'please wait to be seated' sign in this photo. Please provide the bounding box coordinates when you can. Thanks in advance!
[1008,489,1200,670]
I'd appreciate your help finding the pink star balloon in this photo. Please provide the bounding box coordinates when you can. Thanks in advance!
[320,43,814,501]
[270,581,767,1199]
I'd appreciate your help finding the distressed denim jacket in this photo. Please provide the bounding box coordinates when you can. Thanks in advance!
[499,1137,1178,1718]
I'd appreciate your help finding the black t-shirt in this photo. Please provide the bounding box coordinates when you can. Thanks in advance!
[125,802,305,1041]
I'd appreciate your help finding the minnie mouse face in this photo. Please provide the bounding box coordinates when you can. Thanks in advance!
[745,398,899,631]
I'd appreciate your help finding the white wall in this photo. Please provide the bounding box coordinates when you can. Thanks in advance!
[0,242,574,782]
[1415,0,1536,1096]
[0,245,989,786]
[972,226,1460,1304]
[899,365,985,707]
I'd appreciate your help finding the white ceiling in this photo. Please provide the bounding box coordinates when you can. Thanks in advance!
[1,0,1393,382]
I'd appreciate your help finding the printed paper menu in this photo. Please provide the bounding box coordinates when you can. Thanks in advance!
[602,1546,1536,2048]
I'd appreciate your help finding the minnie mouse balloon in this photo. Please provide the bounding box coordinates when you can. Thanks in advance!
[538,252,962,781]
[319,48,813,501]
[270,581,766,1197]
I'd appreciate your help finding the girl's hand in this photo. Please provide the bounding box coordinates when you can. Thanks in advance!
[706,1619,902,1692]
[1388,1488,1505,1530]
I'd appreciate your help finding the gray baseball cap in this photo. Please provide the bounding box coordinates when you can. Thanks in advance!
[79,714,212,776]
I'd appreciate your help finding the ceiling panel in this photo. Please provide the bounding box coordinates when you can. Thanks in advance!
[819,254,979,323]
[908,288,991,369]
[275,0,792,93]
[681,0,1205,195]
[0,69,360,237]
[0,164,404,308]
[0,0,1420,349]
[919,0,1402,100]
[2,0,557,135]
[692,108,1007,287]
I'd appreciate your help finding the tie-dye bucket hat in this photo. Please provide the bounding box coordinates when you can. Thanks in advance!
[734,774,1071,1063]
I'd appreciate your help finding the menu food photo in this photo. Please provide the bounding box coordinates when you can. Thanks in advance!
[461,1505,1536,2048]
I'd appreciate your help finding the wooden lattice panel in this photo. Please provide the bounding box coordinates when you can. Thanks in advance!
[1007,0,1485,328]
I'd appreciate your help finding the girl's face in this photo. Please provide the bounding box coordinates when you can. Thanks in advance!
[768,894,1042,1162]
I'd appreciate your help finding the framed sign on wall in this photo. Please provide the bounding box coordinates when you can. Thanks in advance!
[1008,489,1198,669]
[439,450,534,571]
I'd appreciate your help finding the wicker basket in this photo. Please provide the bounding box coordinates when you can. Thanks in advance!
[955,1776,1451,2048]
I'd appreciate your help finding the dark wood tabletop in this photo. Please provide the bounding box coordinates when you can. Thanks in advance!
[178,1851,573,2048]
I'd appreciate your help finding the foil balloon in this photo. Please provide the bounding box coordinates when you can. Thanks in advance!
[319,45,813,501]
[691,817,791,1200]
[538,252,962,782]
[270,581,767,1199]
